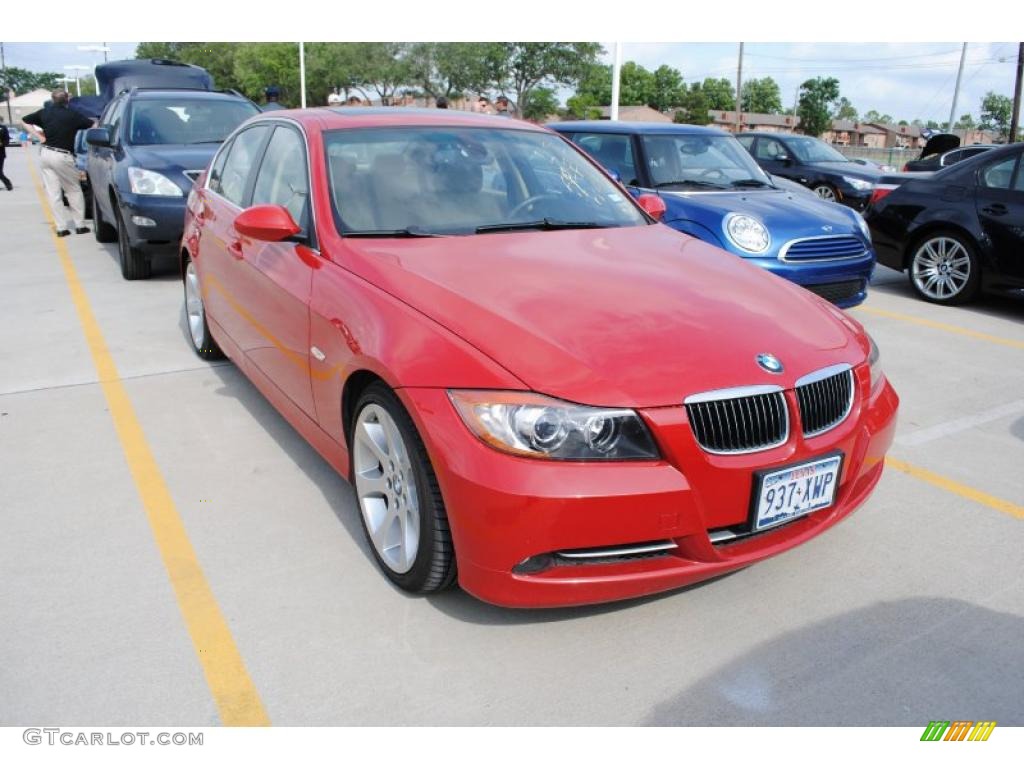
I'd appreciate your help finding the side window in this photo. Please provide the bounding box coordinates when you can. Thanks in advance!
[735,135,755,152]
[251,126,310,232]
[217,125,271,207]
[207,138,233,195]
[104,98,126,143]
[1013,157,1024,193]
[755,138,787,161]
[573,133,638,185]
[980,157,1017,190]
[940,150,961,166]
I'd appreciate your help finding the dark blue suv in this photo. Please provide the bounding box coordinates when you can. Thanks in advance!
[86,88,259,279]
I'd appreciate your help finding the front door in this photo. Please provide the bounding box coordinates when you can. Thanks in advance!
[975,152,1024,283]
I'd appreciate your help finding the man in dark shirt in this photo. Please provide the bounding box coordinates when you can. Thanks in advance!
[261,86,286,112]
[22,89,94,235]
[0,124,12,191]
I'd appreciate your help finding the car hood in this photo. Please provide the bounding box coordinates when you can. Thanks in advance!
[346,225,861,408]
[125,144,219,190]
[810,162,883,180]
[659,188,862,240]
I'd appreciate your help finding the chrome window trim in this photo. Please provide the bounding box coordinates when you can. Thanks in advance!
[778,234,868,263]
[684,384,783,405]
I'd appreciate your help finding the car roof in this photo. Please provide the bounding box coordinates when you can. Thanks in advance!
[130,89,251,102]
[546,120,728,136]
[278,107,551,132]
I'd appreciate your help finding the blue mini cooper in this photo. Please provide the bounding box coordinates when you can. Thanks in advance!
[548,121,876,308]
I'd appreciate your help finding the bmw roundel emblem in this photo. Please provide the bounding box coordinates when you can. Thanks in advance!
[756,353,784,374]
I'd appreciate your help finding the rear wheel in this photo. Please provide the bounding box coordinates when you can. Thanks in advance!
[183,257,224,360]
[812,183,837,202]
[909,231,980,305]
[116,206,151,280]
[93,194,116,242]
[351,383,456,594]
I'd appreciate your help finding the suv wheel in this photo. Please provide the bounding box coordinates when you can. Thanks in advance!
[93,195,117,242]
[116,206,151,280]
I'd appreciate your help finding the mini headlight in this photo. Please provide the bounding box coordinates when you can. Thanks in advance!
[843,176,873,192]
[724,213,770,254]
[448,390,659,461]
[852,210,872,243]
[867,334,884,392]
[128,167,183,197]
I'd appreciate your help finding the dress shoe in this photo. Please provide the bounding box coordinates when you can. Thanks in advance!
[75,227,90,234]
[56,229,71,237]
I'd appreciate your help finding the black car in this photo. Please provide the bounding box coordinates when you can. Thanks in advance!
[86,88,259,279]
[902,133,995,172]
[865,143,1024,305]
[736,132,882,210]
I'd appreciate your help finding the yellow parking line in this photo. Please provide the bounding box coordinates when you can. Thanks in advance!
[886,457,1024,521]
[857,305,1024,351]
[27,158,269,726]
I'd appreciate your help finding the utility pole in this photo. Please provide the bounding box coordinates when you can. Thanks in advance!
[1,42,11,123]
[611,42,622,121]
[735,42,744,133]
[1010,42,1023,143]
[947,43,967,133]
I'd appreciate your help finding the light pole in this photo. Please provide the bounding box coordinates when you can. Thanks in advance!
[1,41,11,123]
[64,65,89,96]
[78,44,111,84]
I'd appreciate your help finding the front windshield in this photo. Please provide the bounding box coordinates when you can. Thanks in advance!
[786,136,850,164]
[325,127,648,235]
[640,134,773,190]
[128,98,259,146]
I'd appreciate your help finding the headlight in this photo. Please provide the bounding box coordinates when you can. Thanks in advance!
[867,334,884,393]
[724,213,770,254]
[842,176,873,192]
[128,167,183,197]
[448,390,660,461]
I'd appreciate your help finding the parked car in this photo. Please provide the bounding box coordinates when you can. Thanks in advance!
[849,157,894,172]
[865,143,1024,305]
[736,132,883,209]
[549,122,875,307]
[73,129,93,220]
[86,88,259,279]
[181,108,898,607]
[902,133,996,172]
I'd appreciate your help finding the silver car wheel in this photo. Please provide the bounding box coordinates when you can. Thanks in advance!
[184,261,205,349]
[911,236,971,300]
[813,184,836,201]
[353,403,421,574]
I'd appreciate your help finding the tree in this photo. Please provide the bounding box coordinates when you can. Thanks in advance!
[701,77,735,111]
[673,83,711,125]
[863,109,893,125]
[347,42,412,106]
[980,91,1012,138]
[0,66,63,95]
[565,93,602,120]
[575,63,612,105]
[232,43,302,106]
[649,65,686,112]
[833,97,858,121]
[521,86,560,122]
[741,77,782,114]
[617,61,655,106]
[491,42,603,118]
[925,119,941,130]
[405,42,497,100]
[955,113,976,130]
[797,77,840,137]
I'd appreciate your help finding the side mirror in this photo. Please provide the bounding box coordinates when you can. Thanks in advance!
[777,153,792,164]
[636,193,667,221]
[235,204,302,242]
[85,127,111,147]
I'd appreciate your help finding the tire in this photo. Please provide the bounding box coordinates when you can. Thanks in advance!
[350,383,456,594]
[812,183,838,202]
[115,206,151,280]
[93,194,116,242]
[183,257,224,360]
[908,230,981,305]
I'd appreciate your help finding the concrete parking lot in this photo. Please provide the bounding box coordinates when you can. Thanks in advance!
[1,145,1022,727]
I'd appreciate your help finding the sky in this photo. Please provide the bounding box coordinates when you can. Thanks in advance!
[3,41,1018,123]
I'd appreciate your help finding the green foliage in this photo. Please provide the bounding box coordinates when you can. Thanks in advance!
[232,43,302,106]
[980,91,1012,137]
[701,78,735,111]
[862,109,893,125]
[650,65,686,112]
[673,83,711,125]
[492,42,603,116]
[405,42,496,99]
[576,63,612,104]
[617,61,655,106]
[136,43,242,90]
[521,86,560,121]
[797,77,840,137]
[833,96,858,121]
[955,113,976,130]
[741,77,782,114]
[565,93,602,120]
[0,66,63,95]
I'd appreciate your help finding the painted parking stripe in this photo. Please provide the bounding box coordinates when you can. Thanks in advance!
[886,457,1024,521]
[27,157,270,726]
[896,400,1024,447]
[857,305,1024,351]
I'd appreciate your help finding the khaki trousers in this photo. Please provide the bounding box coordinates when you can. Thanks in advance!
[39,147,86,230]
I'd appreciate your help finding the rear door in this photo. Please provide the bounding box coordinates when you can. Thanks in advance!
[975,151,1024,282]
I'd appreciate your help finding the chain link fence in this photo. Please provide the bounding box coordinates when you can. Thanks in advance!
[835,145,915,171]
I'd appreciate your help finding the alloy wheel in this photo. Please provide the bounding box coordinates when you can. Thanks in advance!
[184,261,205,349]
[911,236,971,300]
[353,404,421,574]
[813,184,836,201]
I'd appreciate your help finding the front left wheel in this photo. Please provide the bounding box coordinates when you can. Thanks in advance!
[351,383,457,594]
[812,183,837,202]
[183,257,224,360]
[116,207,151,280]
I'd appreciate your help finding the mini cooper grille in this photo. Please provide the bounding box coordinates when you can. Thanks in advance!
[782,235,865,261]
[795,367,854,437]
[685,391,788,454]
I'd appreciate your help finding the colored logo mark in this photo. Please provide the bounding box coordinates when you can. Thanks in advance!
[920,721,996,742]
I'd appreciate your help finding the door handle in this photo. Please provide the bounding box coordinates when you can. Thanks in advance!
[982,203,1008,216]
[228,239,244,260]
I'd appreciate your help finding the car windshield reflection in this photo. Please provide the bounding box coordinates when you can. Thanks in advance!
[641,134,774,190]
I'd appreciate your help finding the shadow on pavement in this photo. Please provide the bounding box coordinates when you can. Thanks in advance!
[868,267,1024,321]
[645,598,1024,725]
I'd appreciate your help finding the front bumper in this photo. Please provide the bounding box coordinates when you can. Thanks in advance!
[749,250,876,308]
[117,192,187,252]
[401,368,899,608]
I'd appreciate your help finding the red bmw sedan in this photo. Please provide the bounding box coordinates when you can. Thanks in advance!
[180,108,898,608]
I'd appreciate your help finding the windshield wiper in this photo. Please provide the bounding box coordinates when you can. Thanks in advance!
[652,180,726,190]
[475,219,611,234]
[188,139,225,144]
[343,227,445,238]
[730,179,772,188]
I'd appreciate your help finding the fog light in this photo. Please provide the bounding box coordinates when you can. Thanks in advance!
[131,216,157,227]
[511,554,554,575]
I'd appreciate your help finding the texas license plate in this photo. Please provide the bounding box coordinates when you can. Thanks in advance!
[753,454,843,531]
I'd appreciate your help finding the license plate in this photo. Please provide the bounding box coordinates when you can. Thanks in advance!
[753,453,843,531]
